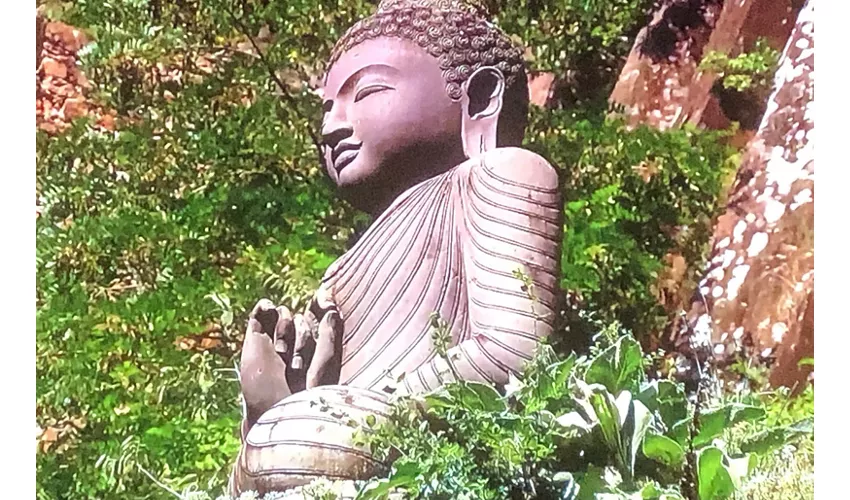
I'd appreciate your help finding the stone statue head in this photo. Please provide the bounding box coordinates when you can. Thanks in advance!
[321,0,529,213]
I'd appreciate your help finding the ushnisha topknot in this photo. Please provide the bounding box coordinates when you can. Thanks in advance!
[327,0,527,101]
[377,0,493,17]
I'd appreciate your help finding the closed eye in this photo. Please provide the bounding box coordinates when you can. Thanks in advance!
[354,84,393,102]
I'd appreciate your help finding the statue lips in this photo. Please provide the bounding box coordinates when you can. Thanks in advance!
[332,142,361,173]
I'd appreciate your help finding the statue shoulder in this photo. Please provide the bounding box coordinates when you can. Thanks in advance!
[465,147,559,193]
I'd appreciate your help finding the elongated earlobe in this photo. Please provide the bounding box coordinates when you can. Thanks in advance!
[461,66,506,158]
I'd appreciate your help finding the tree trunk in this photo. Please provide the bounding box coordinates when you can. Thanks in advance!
[676,0,814,390]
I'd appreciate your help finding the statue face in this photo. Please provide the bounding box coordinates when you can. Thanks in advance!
[321,37,465,211]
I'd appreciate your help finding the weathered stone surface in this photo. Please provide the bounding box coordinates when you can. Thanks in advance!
[40,57,67,79]
[45,20,88,53]
[229,386,392,495]
[677,0,814,390]
[36,19,115,134]
[230,0,563,495]
[528,71,556,108]
[36,13,45,70]
[60,96,87,120]
[609,0,798,132]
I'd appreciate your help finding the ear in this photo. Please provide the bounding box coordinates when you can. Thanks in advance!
[461,66,506,158]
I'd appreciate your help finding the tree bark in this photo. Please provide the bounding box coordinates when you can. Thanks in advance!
[676,0,814,390]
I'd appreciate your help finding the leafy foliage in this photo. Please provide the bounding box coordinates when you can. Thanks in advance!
[37,0,748,498]
[699,38,781,94]
[526,113,735,341]
[496,0,653,108]
[37,1,367,497]
[355,336,812,500]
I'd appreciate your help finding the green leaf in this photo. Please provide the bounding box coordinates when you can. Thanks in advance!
[456,381,506,412]
[655,380,689,428]
[576,465,623,500]
[694,404,764,447]
[697,447,735,500]
[643,433,686,468]
[619,393,652,477]
[725,454,756,489]
[550,353,578,391]
[553,471,581,500]
[739,417,814,454]
[358,461,421,500]
[144,425,174,439]
[590,388,624,461]
[221,310,234,327]
[422,388,454,409]
[585,335,645,394]
[524,353,577,411]
[639,482,661,499]
[668,418,691,446]
[555,411,594,435]
[637,480,686,500]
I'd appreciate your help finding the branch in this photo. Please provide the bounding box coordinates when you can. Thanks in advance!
[225,8,324,161]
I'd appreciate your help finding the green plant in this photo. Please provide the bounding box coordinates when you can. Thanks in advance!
[528,113,736,344]
[355,335,811,500]
[36,1,752,497]
[699,39,781,94]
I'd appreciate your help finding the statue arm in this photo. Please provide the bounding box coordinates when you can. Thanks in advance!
[400,148,563,393]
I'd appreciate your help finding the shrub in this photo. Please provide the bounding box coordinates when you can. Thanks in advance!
[354,335,812,500]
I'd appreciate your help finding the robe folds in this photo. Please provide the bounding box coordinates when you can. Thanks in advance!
[324,147,563,393]
[229,148,563,495]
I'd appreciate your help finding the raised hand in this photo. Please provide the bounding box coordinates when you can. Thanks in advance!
[238,288,344,434]
[239,299,291,434]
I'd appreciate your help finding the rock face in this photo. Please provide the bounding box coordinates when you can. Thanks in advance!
[609,0,798,132]
[36,13,45,70]
[35,18,116,134]
[606,0,814,389]
[678,0,814,389]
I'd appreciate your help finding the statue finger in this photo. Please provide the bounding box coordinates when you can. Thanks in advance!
[306,310,343,389]
[250,298,278,337]
[291,313,316,371]
[273,306,295,356]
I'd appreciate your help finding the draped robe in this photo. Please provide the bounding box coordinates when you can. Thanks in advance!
[230,147,563,495]
[323,147,563,392]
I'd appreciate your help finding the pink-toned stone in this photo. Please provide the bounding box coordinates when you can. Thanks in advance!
[36,14,45,69]
[610,0,798,131]
[231,1,562,495]
[678,0,815,390]
[40,57,67,79]
[45,21,87,53]
[528,71,555,108]
[61,97,88,120]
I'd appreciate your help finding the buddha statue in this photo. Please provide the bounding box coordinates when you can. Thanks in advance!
[230,0,563,495]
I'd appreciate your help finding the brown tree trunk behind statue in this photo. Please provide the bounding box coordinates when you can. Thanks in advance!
[676,0,814,391]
